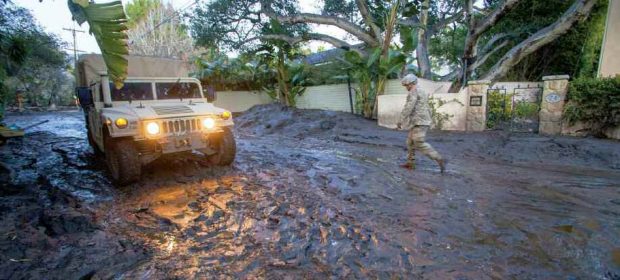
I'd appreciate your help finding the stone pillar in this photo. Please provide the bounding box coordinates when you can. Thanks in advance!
[539,75,569,135]
[466,80,490,131]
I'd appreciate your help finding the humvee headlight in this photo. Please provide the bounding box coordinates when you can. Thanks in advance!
[221,111,231,120]
[146,122,160,135]
[202,118,216,129]
[115,118,128,129]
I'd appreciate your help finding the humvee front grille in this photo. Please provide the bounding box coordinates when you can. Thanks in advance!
[162,118,201,134]
[152,105,194,115]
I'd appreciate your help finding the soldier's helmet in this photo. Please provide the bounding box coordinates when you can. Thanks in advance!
[401,74,418,86]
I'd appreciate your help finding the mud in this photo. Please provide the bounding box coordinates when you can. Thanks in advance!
[1,105,619,279]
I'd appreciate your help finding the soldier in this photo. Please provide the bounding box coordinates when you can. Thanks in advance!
[16,89,25,112]
[396,74,446,173]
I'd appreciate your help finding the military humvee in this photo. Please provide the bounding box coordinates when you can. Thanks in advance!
[76,55,236,185]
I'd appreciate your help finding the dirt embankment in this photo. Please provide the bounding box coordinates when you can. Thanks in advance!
[236,104,620,169]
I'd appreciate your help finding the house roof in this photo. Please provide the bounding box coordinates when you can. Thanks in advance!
[303,43,366,65]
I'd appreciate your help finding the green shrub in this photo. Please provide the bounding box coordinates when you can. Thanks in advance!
[486,90,512,129]
[514,101,540,118]
[564,76,620,136]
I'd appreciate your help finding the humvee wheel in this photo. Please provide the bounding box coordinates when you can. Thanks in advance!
[105,138,141,185]
[87,128,103,156]
[85,115,103,156]
[208,127,236,166]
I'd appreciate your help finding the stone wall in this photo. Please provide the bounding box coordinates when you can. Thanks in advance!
[539,75,570,135]
[465,80,490,131]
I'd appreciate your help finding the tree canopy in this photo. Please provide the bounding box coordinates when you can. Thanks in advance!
[191,0,605,91]
[1,2,69,117]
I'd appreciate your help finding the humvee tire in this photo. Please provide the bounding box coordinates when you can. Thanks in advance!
[105,138,141,185]
[208,127,236,166]
[86,125,103,156]
[84,112,103,156]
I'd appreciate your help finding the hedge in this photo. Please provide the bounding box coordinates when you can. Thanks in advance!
[564,76,620,136]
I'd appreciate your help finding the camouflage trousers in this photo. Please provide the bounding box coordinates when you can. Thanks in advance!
[406,125,442,165]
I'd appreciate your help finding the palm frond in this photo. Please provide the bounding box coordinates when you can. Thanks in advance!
[68,0,128,88]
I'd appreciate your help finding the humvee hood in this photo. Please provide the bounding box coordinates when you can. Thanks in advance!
[104,102,227,120]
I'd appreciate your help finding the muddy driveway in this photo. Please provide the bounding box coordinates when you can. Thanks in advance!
[1,105,619,279]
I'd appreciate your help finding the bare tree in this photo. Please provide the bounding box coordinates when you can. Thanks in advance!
[127,2,193,59]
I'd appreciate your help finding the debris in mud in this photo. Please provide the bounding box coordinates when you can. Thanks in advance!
[1,108,620,278]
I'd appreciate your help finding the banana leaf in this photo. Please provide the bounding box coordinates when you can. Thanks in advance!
[68,0,128,88]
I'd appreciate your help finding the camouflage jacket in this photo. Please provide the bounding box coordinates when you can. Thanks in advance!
[399,88,432,128]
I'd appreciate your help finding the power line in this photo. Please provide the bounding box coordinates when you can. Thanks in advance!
[62,27,86,64]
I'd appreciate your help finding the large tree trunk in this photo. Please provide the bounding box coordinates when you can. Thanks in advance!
[416,0,432,79]
[449,0,523,92]
[276,49,291,106]
[449,0,476,92]
[482,0,597,81]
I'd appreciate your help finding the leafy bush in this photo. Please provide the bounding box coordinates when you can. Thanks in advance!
[564,76,620,135]
[486,90,512,129]
[341,48,406,118]
[513,100,540,118]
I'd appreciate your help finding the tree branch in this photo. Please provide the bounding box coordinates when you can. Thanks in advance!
[472,0,522,37]
[256,33,366,55]
[470,40,509,70]
[438,68,460,81]
[482,0,597,81]
[479,32,511,54]
[355,0,383,40]
[428,9,463,35]
[261,4,379,47]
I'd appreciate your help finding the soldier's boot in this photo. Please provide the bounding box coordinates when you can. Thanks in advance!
[436,158,447,173]
[400,162,415,170]
[401,150,416,170]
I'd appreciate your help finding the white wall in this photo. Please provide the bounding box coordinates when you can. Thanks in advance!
[383,79,453,95]
[296,78,453,113]
[377,90,467,131]
[599,0,620,77]
[214,91,272,113]
[214,78,457,113]
[296,83,355,112]
[378,78,467,131]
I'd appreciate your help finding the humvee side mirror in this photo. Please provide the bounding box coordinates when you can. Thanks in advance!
[76,87,93,108]
[204,86,216,103]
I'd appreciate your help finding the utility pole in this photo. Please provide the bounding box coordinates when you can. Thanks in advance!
[63,27,86,110]
[62,27,86,65]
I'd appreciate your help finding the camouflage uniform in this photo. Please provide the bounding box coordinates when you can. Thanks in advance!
[399,87,443,166]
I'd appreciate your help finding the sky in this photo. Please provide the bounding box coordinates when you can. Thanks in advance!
[14,0,351,57]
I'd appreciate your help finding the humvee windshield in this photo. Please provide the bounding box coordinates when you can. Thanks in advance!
[156,82,202,99]
[110,82,154,101]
